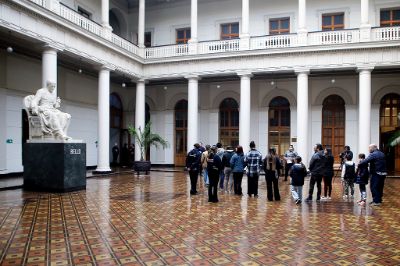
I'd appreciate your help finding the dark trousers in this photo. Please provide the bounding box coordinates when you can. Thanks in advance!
[285,163,293,181]
[370,174,386,203]
[265,170,280,201]
[308,174,323,200]
[323,175,333,197]
[189,170,199,194]
[233,172,244,195]
[208,171,219,202]
[247,174,259,196]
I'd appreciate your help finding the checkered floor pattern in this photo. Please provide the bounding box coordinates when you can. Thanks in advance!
[0,172,399,265]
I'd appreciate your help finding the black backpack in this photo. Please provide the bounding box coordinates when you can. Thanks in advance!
[344,163,355,180]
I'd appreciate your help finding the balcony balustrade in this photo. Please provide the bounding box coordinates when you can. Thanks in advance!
[25,0,400,60]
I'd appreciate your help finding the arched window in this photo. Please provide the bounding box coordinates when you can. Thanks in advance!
[110,93,123,129]
[219,98,239,147]
[380,93,400,174]
[268,96,290,155]
[175,100,188,166]
[322,95,345,163]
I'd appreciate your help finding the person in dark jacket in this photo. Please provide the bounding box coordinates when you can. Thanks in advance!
[355,153,369,206]
[290,156,308,204]
[358,144,387,206]
[222,146,235,193]
[322,148,334,200]
[207,146,223,202]
[263,148,282,201]
[306,143,326,201]
[230,145,246,195]
[186,143,202,195]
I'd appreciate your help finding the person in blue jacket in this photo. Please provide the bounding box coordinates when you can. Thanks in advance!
[230,145,246,195]
[290,156,308,204]
[358,144,387,206]
[355,153,369,206]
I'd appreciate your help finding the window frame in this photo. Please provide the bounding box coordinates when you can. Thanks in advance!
[380,8,400,27]
[269,17,290,35]
[176,27,191,44]
[220,22,240,40]
[321,12,345,31]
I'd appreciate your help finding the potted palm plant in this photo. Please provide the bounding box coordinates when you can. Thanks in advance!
[128,121,169,174]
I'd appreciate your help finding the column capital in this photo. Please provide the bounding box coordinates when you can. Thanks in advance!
[357,64,374,72]
[42,43,64,52]
[185,75,201,81]
[237,71,253,78]
[99,64,115,72]
[294,68,310,75]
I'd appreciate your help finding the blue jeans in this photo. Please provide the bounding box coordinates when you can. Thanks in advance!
[219,171,224,189]
[291,185,303,201]
[203,168,209,185]
[370,174,386,203]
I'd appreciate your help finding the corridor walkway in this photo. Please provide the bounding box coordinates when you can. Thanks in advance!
[0,172,399,265]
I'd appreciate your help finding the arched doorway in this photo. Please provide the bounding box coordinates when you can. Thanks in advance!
[380,93,400,174]
[174,100,188,166]
[268,96,290,156]
[219,98,239,147]
[322,95,345,163]
[110,93,123,164]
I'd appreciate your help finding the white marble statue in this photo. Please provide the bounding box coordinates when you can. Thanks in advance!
[24,81,71,141]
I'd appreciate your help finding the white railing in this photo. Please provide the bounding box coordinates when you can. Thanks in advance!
[198,39,240,54]
[372,26,400,41]
[59,4,103,37]
[111,35,138,55]
[30,0,45,7]
[145,44,189,59]
[250,34,297,49]
[308,30,360,45]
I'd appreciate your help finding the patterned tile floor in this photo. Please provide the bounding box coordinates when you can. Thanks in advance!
[0,172,399,265]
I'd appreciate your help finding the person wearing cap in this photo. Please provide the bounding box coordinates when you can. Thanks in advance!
[222,146,235,193]
[186,143,202,195]
[244,141,263,197]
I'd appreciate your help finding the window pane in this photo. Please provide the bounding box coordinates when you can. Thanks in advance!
[281,19,289,29]
[221,25,229,34]
[231,23,239,33]
[186,29,191,38]
[322,16,331,26]
[394,9,400,20]
[270,20,278,30]
[177,30,184,39]
[381,10,390,21]
[334,14,344,25]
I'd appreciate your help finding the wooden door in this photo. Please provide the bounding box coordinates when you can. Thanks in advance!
[175,100,188,166]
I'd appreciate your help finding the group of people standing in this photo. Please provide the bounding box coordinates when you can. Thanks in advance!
[186,141,388,207]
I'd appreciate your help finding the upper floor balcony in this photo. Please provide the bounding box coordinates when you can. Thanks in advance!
[14,0,400,62]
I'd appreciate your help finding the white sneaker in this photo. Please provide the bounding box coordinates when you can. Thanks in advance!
[327,197,332,200]
[320,196,327,200]
[342,195,348,199]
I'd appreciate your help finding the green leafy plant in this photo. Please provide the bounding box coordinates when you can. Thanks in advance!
[388,130,400,147]
[128,121,169,161]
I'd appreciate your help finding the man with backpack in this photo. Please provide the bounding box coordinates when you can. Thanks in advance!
[186,143,202,195]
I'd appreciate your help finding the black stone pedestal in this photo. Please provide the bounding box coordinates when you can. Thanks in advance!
[23,143,86,192]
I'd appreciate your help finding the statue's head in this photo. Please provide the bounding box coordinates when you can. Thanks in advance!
[46,81,56,92]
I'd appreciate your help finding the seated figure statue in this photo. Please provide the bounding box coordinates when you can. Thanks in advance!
[26,81,71,141]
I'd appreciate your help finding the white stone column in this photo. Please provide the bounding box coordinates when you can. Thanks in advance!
[101,0,112,39]
[358,66,373,155]
[135,79,146,160]
[296,69,309,163]
[189,0,198,43]
[238,72,252,151]
[42,45,58,93]
[186,75,199,153]
[96,66,112,173]
[138,0,145,48]
[240,0,250,50]
[298,0,307,45]
[360,0,371,41]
